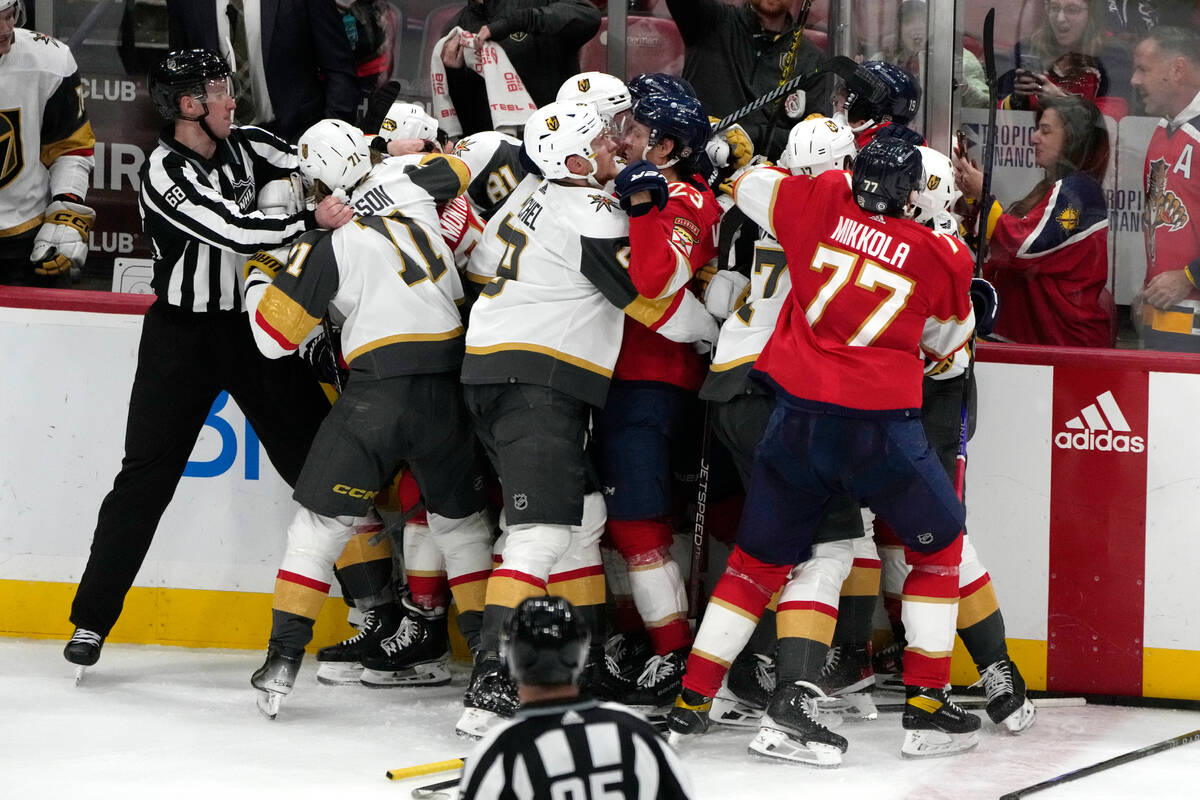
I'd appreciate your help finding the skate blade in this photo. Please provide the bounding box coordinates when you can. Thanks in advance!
[256,689,283,720]
[875,674,905,694]
[316,661,364,685]
[710,694,765,728]
[900,728,979,758]
[74,665,87,686]
[816,692,878,721]
[667,730,694,747]
[1000,699,1036,734]
[748,727,843,767]
[455,707,501,740]
[360,660,452,688]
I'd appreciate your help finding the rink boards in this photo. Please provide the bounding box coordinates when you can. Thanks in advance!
[2,289,1199,700]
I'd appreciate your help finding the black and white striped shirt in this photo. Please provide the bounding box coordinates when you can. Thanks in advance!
[460,699,693,800]
[138,125,315,312]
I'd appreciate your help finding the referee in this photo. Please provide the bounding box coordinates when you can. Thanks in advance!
[63,49,353,671]
[459,596,693,800]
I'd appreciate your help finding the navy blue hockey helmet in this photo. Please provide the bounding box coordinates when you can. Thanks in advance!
[501,596,590,687]
[852,136,924,216]
[631,91,710,162]
[847,61,922,126]
[627,72,698,103]
[150,48,233,121]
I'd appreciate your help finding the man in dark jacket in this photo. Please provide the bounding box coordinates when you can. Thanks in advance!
[439,0,601,137]
[665,0,833,159]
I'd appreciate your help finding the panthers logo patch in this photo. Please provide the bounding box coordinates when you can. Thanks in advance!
[1143,157,1189,264]
[0,109,24,191]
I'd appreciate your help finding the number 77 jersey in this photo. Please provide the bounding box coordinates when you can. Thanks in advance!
[731,166,975,413]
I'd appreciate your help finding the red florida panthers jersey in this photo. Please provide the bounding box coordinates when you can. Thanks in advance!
[614,177,721,390]
[732,167,974,412]
[1143,99,1200,301]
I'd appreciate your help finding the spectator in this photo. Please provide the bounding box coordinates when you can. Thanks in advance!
[1130,26,1200,353]
[1106,0,1199,42]
[871,0,989,109]
[166,0,358,143]
[0,0,96,286]
[956,95,1114,347]
[438,0,601,138]
[665,0,835,159]
[999,0,1131,113]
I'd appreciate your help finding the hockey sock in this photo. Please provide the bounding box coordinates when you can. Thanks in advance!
[900,533,963,688]
[876,519,909,644]
[334,526,395,612]
[775,540,853,683]
[429,509,494,654]
[609,519,690,655]
[956,536,1008,670]
[403,514,451,610]
[547,514,608,661]
[479,522,572,653]
[832,535,882,645]
[682,545,791,699]
[745,605,778,657]
[602,546,646,634]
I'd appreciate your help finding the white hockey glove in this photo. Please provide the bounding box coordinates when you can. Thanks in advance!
[704,120,755,170]
[257,174,308,215]
[30,200,94,275]
[784,89,808,120]
[652,290,719,354]
[703,270,751,320]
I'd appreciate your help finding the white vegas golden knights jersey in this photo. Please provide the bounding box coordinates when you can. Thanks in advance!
[0,28,95,237]
[249,154,470,378]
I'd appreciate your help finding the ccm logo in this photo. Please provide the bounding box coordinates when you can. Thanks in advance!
[333,484,378,500]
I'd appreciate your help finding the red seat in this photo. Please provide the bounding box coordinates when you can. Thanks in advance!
[1094,96,1127,121]
[415,3,466,95]
[579,16,686,79]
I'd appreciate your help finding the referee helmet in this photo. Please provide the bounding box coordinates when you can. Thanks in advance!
[502,596,590,687]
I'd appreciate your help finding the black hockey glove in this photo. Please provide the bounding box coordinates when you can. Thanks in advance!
[970,277,1000,337]
[876,123,926,146]
[300,326,349,388]
[614,160,669,217]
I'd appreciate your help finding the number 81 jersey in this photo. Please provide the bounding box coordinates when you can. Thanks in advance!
[731,166,975,413]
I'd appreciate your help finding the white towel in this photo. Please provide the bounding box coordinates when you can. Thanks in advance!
[430,26,538,138]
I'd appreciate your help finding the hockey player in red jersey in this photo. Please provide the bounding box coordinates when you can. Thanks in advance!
[668,138,981,760]
[592,88,722,707]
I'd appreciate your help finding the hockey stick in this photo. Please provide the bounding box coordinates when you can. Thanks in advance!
[686,398,714,623]
[385,757,464,781]
[874,696,1086,713]
[769,0,815,119]
[997,729,1200,799]
[412,777,461,799]
[713,56,885,134]
[320,314,345,393]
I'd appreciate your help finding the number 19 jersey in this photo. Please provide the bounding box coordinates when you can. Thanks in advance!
[731,167,975,413]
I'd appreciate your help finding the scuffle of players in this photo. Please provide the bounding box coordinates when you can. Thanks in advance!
[239,62,1033,766]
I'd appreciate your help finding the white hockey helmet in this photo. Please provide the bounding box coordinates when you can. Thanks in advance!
[556,72,632,122]
[779,116,857,176]
[0,0,24,24]
[378,101,438,142]
[297,119,373,194]
[913,145,963,233]
[523,101,608,182]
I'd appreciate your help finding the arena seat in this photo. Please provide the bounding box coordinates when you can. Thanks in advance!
[414,4,466,99]
[579,16,686,79]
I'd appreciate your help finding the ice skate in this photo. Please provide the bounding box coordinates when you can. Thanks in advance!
[625,648,687,709]
[900,686,981,758]
[872,640,905,693]
[592,632,653,701]
[315,605,394,685]
[359,601,450,688]
[665,688,712,745]
[711,652,774,728]
[455,654,517,739]
[977,658,1036,734]
[814,642,878,720]
[250,647,303,719]
[749,681,848,767]
[64,628,104,685]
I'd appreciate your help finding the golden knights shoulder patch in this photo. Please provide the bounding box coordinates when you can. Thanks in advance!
[0,109,24,190]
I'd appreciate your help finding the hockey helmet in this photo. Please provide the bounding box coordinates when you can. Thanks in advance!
[630,91,709,164]
[556,72,632,122]
[501,596,590,687]
[297,119,373,196]
[0,0,24,25]
[150,49,235,121]
[852,136,924,217]
[779,116,857,176]
[627,72,697,103]
[846,61,922,126]
[523,101,608,182]
[378,101,438,142]
[913,146,962,233]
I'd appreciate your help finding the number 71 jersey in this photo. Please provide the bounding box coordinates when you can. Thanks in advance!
[731,167,975,413]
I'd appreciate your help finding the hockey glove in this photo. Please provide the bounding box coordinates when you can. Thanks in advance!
[614,160,669,217]
[299,324,349,388]
[30,200,94,276]
[877,123,925,146]
[703,270,751,320]
[705,119,755,170]
[970,277,1000,337]
[257,175,307,215]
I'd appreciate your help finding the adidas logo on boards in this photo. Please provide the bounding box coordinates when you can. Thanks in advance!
[1053,390,1145,453]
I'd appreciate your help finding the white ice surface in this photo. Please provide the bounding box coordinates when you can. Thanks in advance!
[2,639,1198,799]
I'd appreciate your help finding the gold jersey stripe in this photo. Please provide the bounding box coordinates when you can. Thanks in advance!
[258,284,321,346]
[40,121,96,167]
[546,574,605,607]
[334,532,392,570]
[272,577,329,620]
[466,342,613,378]
[345,327,464,363]
[957,580,1000,629]
[777,607,837,643]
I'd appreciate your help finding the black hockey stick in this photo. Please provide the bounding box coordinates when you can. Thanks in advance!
[320,314,345,393]
[874,696,1085,713]
[686,398,714,624]
[360,80,404,136]
[997,729,1200,799]
[412,777,461,799]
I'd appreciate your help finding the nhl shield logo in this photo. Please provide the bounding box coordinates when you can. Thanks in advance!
[0,109,24,191]
[546,116,560,132]
[577,78,591,93]
[512,493,529,511]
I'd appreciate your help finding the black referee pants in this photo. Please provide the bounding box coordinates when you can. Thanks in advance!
[69,301,330,636]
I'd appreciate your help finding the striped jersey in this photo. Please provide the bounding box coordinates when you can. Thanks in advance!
[0,28,95,238]
[459,698,692,800]
[247,154,471,377]
[138,125,314,312]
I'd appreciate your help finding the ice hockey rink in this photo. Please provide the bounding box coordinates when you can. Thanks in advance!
[2,639,1197,800]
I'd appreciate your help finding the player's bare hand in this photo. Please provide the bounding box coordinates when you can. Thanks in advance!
[315,195,355,229]
[387,138,430,156]
[476,25,492,44]
[441,33,465,68]
[1142,269,1194,310]
[953,154,983,202]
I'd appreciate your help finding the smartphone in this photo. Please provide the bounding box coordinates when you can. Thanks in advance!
[1018,53,1043,75]
[955,130,969,159]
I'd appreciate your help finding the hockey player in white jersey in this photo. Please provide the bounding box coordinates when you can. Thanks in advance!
[0,0,96,285]
[244,119,494,717]
[457,101,717,738]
